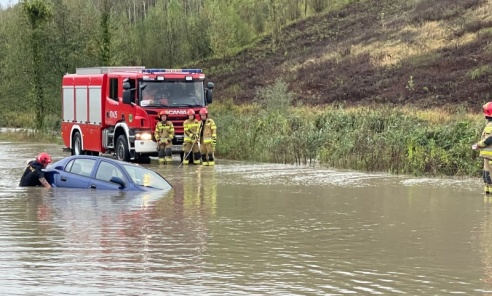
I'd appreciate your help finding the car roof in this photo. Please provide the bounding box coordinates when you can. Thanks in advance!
[65,155,139,167]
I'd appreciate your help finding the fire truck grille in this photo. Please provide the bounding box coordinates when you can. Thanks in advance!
[166,114,186,126]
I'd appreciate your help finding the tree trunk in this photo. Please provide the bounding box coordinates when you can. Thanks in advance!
[32,28,44,130]
[100,0,111,66]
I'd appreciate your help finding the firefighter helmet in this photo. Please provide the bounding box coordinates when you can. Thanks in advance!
[159,111,167,117]
[187,109,195,116]
[484,102,492,117]
[199,108,208,115]
[36,152,52,165]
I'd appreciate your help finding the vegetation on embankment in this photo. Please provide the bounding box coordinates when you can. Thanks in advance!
[3,0,492,128]
[212,79,484,177]
[0,129,62,144]
[203,0,492,108]
[0,113,62,144]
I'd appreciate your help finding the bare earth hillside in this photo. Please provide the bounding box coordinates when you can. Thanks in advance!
[198,0,492,109]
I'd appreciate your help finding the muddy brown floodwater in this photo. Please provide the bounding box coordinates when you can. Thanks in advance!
[0,141,491,295]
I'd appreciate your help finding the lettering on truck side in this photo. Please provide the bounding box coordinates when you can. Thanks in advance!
[165,110,188,115]
[109,111,118,118]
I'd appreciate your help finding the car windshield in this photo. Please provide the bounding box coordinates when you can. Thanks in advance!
[123,164,171,190]
[139,81,205,107]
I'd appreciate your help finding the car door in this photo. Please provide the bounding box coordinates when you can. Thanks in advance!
[89,160,127,190]
[54,158,97,188]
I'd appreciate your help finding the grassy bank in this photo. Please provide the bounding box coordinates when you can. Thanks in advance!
[202,0,492,109]
[0,129,63,145]
[212,102,483,176]
[210,79,484,177]
[0,112,62,144]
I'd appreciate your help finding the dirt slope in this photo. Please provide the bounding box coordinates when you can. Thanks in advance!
[199,0,492,109]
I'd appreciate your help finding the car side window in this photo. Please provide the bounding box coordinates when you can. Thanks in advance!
[95,161,124,182]
[65,159,96,177]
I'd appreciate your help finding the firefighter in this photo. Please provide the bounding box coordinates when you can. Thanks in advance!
[154,111,174,164]
[19,152,52,188]
[473,102,492,194]
[183,109,201,165]
[199,108,217,166]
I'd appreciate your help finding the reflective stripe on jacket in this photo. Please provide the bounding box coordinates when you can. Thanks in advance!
[479,122,492,159]
[155,121,174,142]
[200,118,217,144]
[183,119,200,143]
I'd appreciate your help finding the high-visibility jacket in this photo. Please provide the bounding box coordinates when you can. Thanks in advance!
[183,119,200,143]
[479,121,492,159]
[154,120,174,143]
[200,118,217,144]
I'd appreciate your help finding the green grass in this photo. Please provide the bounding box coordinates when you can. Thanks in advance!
[467,65,492,80]
[210,100,484,176]
[0,112,61,130]
[0,129,63,144]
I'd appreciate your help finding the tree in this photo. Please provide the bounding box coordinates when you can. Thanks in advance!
[206,0,254,57]
[100,0,112,66]
[21,0,52,130]
[268,0,288,48]
[311,0,326,13]
[287,0,301,21]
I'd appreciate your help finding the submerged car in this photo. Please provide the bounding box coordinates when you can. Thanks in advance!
[43,155,172,191]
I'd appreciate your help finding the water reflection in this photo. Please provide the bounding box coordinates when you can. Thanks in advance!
[154,165,217,262]
[157,165,216,218]
[13,188,169,255]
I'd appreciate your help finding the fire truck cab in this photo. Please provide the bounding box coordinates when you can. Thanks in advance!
[61,66,214,162]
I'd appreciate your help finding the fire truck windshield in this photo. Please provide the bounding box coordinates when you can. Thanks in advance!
[139,81,205,107]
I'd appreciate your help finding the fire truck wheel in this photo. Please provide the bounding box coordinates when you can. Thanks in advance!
[72,131,83,156]
[116,135,130,161]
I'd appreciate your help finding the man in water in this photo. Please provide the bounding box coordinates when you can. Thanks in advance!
[19,152,52,188]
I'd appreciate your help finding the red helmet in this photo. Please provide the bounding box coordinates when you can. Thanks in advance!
[159,111,167,118]
[187,109,195,116]
[483,102,492,117]
[484,102,492,117]
[36,152,52,165]
[199,108,208,115]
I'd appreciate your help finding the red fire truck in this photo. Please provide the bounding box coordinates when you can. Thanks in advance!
[61,67,214,161]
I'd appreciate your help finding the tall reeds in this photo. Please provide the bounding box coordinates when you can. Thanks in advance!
[211,80,484,176]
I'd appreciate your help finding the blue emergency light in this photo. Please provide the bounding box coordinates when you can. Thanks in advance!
[142,69,202,74]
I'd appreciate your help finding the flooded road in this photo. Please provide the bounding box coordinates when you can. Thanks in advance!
[0,141,491,295]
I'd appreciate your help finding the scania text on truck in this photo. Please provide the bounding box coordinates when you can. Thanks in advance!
[61,67,214,161]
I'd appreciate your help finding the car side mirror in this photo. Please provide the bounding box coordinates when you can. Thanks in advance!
[110,176,126,189]
[206,89,213,104]
[206,82,214,104]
